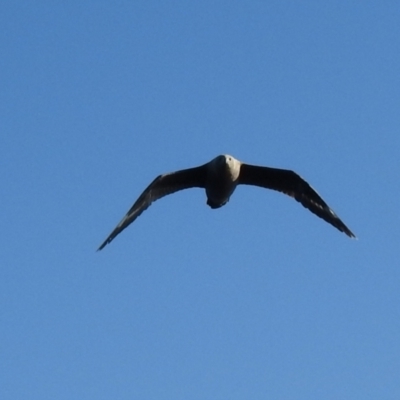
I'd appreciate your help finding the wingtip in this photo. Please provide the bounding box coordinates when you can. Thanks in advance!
[97,239,108,252]
[344,227,357,239]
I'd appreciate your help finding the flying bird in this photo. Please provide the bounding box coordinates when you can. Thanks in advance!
[98,154,355,250]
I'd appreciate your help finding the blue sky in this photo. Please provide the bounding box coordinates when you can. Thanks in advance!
[1,1,399,399]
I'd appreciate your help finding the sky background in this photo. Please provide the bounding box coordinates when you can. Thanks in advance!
[1,1,400,399]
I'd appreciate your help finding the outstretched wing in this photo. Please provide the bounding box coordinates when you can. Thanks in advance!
[238,163,355,238]
[98,165,208,250]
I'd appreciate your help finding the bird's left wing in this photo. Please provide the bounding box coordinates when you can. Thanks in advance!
[98,164,208,250]
[238,163,355,238]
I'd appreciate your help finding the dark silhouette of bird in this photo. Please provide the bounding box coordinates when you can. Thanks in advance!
[98,154,355,250]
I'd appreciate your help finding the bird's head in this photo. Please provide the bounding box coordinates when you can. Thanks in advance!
[214,154,235,167]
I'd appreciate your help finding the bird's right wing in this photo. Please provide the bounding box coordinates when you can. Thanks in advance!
[98,164,208,250]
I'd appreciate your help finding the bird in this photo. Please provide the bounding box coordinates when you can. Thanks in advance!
[98,154,355,250]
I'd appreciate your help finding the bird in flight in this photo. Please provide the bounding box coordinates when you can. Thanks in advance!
[98,154,355,250]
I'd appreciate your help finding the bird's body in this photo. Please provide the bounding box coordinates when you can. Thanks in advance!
[205,155,241,208]
[98,154,355,250]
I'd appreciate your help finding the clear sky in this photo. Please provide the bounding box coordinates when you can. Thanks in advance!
[1,1,399,399]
